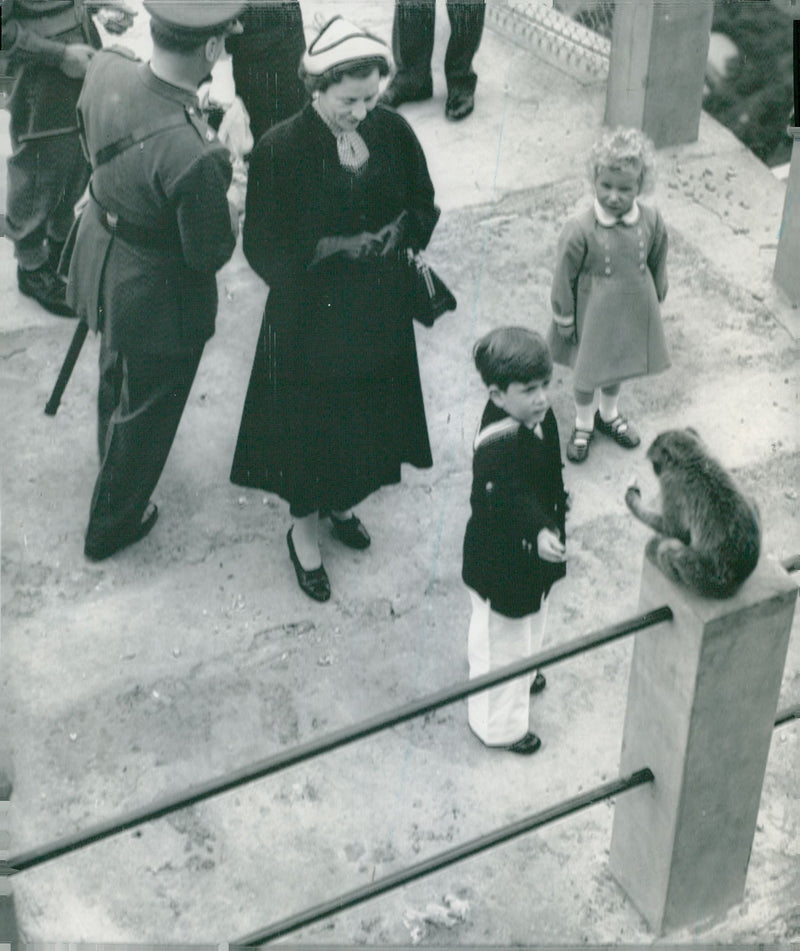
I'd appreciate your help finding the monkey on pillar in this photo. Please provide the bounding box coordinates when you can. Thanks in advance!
[625,428,761,599]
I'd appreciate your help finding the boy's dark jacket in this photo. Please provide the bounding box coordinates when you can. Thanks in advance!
[462,400,567,617]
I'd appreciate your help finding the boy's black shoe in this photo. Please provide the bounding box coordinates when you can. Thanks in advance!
[469,726,542,755]
[506,732,542,755]
[85,502,159,561]
[530,671,547,695]
[17,265,75,318]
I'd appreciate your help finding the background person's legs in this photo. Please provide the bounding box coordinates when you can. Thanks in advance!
[381,0,436,105]
[443,0,485,118]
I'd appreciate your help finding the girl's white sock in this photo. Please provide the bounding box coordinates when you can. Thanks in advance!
[575,402,596,432]
[598,391,620,422]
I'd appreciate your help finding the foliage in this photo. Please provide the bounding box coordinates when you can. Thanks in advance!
[703,1,794,166]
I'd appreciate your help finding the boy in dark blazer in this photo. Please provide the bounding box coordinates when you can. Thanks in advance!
[462,328,567,754]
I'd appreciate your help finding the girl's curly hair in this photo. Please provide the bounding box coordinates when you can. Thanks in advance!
[588,127,657,195]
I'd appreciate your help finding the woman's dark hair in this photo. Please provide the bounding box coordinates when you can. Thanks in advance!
[298,56,390,95]
[473,327,553,390]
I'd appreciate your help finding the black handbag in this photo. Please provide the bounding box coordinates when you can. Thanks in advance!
[405,250,457,327]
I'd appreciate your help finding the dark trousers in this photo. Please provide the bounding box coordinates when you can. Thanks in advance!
[392,0,486,94]
[6,125,90,271]
[5,24,97,271]
[85,335,202,555]
[228,2,307,144]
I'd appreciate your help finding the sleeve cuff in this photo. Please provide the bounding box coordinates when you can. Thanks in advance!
[9,26,66,68]
[553,313,575,327]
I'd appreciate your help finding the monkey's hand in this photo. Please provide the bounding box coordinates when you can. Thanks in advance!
[645,535,661,565]
[625,480,641,514]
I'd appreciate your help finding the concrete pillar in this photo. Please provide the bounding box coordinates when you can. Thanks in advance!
[0,882,19,946]
[0,761,18,945]
[609,554,798,934]
[774,130,800,305]
[604,0,713,148]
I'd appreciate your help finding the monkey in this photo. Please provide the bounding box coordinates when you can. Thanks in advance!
[625,427,761,599]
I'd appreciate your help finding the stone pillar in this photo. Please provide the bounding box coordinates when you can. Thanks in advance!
[604,0,713,147]
[609,554,798,934]
[774,129,800,305]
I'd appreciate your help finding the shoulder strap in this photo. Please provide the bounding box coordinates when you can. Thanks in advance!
[474,417,520,452]
[106,44,139,62]
[92,111,190,168]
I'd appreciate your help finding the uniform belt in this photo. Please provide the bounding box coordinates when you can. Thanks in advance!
[89,195,175,249]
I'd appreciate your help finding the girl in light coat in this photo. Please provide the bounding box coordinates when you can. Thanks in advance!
[547,127,669,464]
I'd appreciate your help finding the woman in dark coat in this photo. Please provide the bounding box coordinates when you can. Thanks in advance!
[230,16,440,602]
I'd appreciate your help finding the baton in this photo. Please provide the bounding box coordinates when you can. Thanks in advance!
[44,320,88,416]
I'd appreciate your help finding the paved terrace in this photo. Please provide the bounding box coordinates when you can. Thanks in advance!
[1,0,798,943]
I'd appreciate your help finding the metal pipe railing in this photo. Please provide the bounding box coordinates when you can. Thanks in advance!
[3,606,673,875]
[781,554,800,574]
[233,702,800,944]
[775,703,800,727]
[233,767,656,945]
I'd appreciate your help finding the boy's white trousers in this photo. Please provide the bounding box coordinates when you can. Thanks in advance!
[467,588,547,746]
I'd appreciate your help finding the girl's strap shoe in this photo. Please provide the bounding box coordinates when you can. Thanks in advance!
[594,411,641,448]
[566,426,594,463]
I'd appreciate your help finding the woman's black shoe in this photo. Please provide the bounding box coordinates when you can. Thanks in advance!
[329,512,371,550]
[287,528,330,602]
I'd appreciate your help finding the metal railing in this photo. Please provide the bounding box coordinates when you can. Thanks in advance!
[4,553,798,941]
[238,698,798,944]
[234,768,654,945]
[2,606,673,876]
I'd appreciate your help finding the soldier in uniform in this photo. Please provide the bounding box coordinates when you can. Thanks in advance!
[2,0,134,316]
[66,0,244,561]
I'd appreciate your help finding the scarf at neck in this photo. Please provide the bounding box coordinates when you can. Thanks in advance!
[313,100,370,172]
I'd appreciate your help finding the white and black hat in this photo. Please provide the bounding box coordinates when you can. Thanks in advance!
[302,15,391,76]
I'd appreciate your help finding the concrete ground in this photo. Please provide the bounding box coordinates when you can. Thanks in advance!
[1,0,798,945]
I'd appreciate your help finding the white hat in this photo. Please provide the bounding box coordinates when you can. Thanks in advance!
[302,15,391,76]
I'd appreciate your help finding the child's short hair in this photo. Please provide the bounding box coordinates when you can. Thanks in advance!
[588,127,657,195]
[473,327,552,390]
